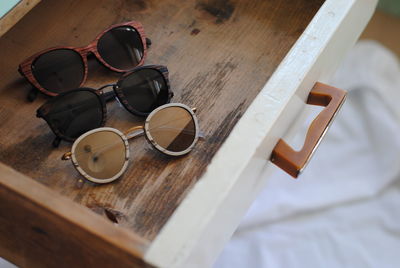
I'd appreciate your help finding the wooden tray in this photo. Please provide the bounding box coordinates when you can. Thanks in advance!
[0,0,376,267]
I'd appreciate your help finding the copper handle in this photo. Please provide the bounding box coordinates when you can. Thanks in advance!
[271,82,347,178]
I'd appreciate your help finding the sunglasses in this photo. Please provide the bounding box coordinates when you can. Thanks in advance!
[37,65,173,147]
[61,103,199,184]
[18,21,150,99]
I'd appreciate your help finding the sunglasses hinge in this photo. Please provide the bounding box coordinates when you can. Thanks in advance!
[146,38,152,47]
[18,66,23,76]
[62,152,72,160]
[36,109,42,118]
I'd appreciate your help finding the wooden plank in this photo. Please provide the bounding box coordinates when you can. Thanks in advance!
[0,0,322,243]
[0,0,40,37]
[145,0,378,267]
[0,162,151,267]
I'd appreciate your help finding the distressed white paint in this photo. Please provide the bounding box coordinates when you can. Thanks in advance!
[145,0,378,267]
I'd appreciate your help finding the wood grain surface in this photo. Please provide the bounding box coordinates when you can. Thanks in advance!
[0,0,323,242]
[0,0,41,38]
[0,162,151,268]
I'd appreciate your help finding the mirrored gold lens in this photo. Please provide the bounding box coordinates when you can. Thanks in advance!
[147,106,196,153]
[74,130,126,180]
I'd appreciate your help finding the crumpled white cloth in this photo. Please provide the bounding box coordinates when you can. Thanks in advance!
[214,40,400,268]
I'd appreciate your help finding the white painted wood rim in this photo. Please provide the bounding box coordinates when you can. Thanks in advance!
[145,0,378,267]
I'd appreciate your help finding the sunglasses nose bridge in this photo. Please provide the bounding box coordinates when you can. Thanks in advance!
[98,83,117,101]
[125,126,145,140]
[77,45,98,62]
[79,43,96,54]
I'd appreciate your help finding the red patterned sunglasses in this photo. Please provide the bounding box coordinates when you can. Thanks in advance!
[18,21,151,99]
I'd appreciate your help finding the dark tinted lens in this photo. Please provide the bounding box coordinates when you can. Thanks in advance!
[147,106,196,153]
[42,90,103,139]
[32,49,84,93]
[97,26,144,70]
[119,68,169,114]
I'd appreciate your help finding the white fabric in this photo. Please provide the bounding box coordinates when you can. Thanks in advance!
[0,259,14,268]
[214,41,400,268]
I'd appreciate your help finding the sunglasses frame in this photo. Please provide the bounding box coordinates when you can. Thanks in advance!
[37,65,172,143]
[144,103,200,156]
[70,127,130,184]
[62,103,199,184]
[19,21,148,97]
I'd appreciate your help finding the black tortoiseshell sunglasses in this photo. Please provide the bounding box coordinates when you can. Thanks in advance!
[36,65,173,147]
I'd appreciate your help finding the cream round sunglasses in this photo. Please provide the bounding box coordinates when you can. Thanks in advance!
[61,103,199,184]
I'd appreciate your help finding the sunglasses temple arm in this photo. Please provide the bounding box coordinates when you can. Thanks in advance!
[18,66,38,102]
[191,108,205,140]
[53,137,62,148]
[27,88,39,102]
[125,126,145,140]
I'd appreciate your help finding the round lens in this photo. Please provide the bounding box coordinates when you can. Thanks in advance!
[73,129,127,182]
[44,90,103,139]
[119,68,169,114]
[32,49,84,93]
[147,106,196,154]
[97,26,144,70]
